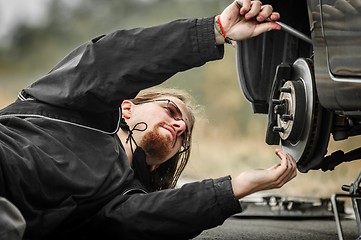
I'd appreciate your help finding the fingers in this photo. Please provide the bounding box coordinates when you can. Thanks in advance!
[241,1,279,22]
[275,149,296,170]
[283,153,297,180]
[256,4,274,22]
[242,1,281,34]
[235,0,252,15]
[235,0,277,21]
[273,149,297,187]
[268,12,281,22]
[244,1,263,20]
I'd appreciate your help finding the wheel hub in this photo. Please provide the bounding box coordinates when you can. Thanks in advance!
[274,80,306,142]
[268,58,332,172]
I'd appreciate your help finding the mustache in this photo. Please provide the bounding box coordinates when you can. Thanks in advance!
[157,122,177,146]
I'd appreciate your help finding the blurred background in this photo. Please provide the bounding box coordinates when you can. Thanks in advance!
[1,0,361,197]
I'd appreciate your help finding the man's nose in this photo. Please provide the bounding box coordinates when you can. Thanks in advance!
[172,119,187,136]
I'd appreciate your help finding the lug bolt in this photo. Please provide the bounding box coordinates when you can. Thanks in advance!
[272,99,284,105]
[273,126,285,133]
[281,114,293,121]
[280,87,292,93]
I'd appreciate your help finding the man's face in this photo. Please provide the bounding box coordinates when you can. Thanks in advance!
[139,122,174,164]
[126,96,190,168]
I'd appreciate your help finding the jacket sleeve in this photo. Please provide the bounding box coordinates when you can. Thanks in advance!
[24,17,224,113]
[88,176,242,240]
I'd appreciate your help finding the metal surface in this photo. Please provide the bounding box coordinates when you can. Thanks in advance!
[332,170,361,240]
[308,0,361,111]
[238,195,340,218]
[332,194,361,240]
[278,59,316,162]
[273,20,312,44]
[270,58,333,172]
[276,80,306,141]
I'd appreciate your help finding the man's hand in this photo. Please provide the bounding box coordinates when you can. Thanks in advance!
[215,0,281,44]
[231,149,297,199]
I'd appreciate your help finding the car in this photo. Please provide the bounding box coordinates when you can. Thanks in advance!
[236,0,361,237]
[237,0,361,175]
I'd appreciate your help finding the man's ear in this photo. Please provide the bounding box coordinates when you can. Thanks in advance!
[121,100,133,120]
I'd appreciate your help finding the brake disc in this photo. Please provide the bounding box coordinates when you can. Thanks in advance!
[270,58,332,172]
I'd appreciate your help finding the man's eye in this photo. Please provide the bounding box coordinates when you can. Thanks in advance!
[168,105,182,120]
[163,106,171,115]
[168,107,176,117]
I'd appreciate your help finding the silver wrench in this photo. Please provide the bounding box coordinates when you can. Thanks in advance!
[267,18,312,44]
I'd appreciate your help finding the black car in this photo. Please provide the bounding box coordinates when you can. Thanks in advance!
[236,1,361,237]
[237,0,361,173]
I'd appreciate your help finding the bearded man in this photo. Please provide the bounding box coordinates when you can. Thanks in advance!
[0,1,296,239]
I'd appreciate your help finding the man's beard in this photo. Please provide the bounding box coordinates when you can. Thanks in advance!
[139,122,174,162]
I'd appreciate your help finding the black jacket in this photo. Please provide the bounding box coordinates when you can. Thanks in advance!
[0,17,241,240]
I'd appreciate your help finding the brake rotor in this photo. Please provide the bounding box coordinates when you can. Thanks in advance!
[270,58,332,172]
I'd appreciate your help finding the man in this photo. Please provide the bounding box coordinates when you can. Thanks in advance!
[0,0,297,239]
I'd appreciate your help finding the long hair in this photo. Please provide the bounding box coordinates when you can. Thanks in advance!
[130,87,197,191]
